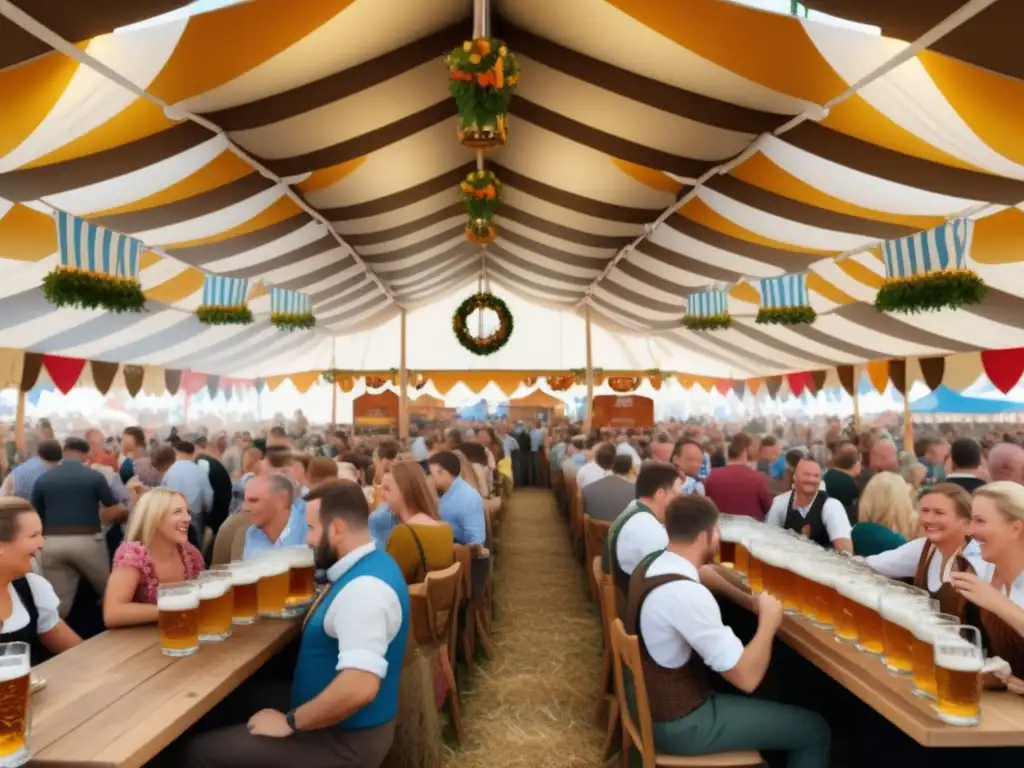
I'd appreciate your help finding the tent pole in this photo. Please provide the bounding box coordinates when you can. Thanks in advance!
[852,364,861,435]
[398,308,409,441]
[14,390,26,454]
[903,358,914,454]
[583,304,594,434]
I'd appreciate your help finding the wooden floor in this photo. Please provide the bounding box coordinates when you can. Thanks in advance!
[444,489,605,768]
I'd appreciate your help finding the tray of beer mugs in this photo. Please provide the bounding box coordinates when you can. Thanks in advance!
[30,673,45,694]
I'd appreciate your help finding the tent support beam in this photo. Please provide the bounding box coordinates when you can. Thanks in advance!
[903,359,914,455]
[398,309,409,441]
[583,304,594,434]
[852,365,861,435]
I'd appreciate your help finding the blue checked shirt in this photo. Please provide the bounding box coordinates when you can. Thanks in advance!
[369,475,487,548]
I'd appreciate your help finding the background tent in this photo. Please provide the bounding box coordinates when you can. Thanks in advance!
[508,390,565,423]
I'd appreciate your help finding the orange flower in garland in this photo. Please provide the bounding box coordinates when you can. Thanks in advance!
[445,37,520,149]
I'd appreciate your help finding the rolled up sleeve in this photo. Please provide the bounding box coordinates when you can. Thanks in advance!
[324,576,402,678]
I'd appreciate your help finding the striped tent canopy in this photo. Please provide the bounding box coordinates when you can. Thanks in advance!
[3,0,1024,379]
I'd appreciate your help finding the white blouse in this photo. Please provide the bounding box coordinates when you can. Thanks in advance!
[1,573,60,636]
[865,537,986,593]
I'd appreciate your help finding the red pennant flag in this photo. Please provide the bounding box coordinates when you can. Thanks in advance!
[714,379,733,396]
[787,372,808,397]
[41,355,86,395]
[982,347,1024,394]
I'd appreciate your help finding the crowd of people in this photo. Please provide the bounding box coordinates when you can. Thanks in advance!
[1,409,1023,766]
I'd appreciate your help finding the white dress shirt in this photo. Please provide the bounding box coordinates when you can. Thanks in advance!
[639,551,744,672]
[972,556,1024,607]
[322,542,403,678]
[616,442,642,470]
[615,502,669,577]
[865,538,986,592]
[766,490,852,543]
[4,574,60,635]
[576,462,609,490]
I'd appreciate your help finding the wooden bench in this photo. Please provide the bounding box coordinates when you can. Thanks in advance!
[30,619,299,767]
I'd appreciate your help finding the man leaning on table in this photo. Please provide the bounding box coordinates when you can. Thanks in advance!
[626,495,831,767]
[186,480,409,768]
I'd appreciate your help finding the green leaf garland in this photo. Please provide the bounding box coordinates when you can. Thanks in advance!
[42,267,146,313]
[874,270,986,315]
[271,312,316,331]
[452,292,513,356]
[755,306,817,326]
[195,305,253,326]
[682,313,732,331]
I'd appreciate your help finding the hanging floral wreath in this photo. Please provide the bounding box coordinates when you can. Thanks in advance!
[608,376,641,393]
[446,37,520,149]
[452,291,513,356]
[459,169,501,244]
[547,375,574,391]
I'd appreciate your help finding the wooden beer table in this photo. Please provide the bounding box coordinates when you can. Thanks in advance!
[29,619,300,767]
[715,565,1024,748]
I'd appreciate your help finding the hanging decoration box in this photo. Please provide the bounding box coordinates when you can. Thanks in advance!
[270,287,315,331]
[682,290,731,331]
[459,169,502,244]
[875,219,985,314]
[44,212,146,313]
[195,276,253,325]
[446,37,519,150]
[756,274,816,326]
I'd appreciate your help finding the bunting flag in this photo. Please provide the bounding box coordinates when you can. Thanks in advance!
[756,274,816,326]
[270,287,315,331]
[43,212,146,313]
[682,290,731,331]
[196,275,253,326]
[876,218,985,314]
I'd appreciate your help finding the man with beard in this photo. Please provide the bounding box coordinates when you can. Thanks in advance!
[624,495,831,766]
[186,480,409,767]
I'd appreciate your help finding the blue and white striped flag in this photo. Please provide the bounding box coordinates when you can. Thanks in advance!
[270,287,311,316]
[759,273,809,309]
[56,211,141,279]
[201,275,249,307]
[686,290,728,317]
[882,218,974,281]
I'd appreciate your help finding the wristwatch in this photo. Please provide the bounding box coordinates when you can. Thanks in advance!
[285,709,298,733]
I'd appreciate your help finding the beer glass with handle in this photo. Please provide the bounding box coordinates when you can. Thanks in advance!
[0,642,32,767]
[909,612,957,700]
[283,545,316,612]
[879,590,935,675]
[255,552,292,618]
[157,582,201,657]
[933,625,984,726]
[229,561,260,625]
[198,569,234,642]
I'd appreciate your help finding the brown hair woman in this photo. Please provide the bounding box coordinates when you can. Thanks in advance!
[381,460,454,584]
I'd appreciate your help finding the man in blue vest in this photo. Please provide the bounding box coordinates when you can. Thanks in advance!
[185,479,409,767]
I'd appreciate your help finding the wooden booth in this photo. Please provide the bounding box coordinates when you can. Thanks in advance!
[408,393,457,424]
[590,394,654,429]
[353,391,399,434]
[508,390,565,424]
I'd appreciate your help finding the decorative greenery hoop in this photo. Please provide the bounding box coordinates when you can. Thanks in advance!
[682,313,732,331]
[195,305,253,326]
[755,306,816,326]
[42,267,146,313]
[874,270,986,314]
[271,312,316,331]
[446,37,520,148]
[452,292,513,356]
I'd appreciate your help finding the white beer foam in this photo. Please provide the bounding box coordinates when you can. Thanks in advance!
[934,644,983,673]
[199,581,229,600]
[0,657,30,682]
[230,566,259,585]
[284,546,315,567]
[836,579,884,607]
[257,557,289,577]
[911,615,953,643]
[158,593,199,611]
[880,596,930,628]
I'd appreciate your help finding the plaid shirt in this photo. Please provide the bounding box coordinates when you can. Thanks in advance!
[698,452,711,480]
[681,476,706,496]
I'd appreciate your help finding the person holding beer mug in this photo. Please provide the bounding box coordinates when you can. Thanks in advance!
[864,484,982,618]
[0,499,80,663]
[184,480,409,767]
[104,489,206,628]
[950,483,1024,690]
[624,495,831,766]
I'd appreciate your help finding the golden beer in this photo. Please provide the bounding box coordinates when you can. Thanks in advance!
[880,594,931,675]
[157,584,200,657]
[909,613,957,699]
[734,542,750,576]
[198,571,234,643]
[719,540,736,565]
[229,561,260,625]
[837,578,885,654]
[933,627,983,726]
[0,643,31,766]
[256,554,291,618]
[829,590,858,642]
[748,554,764,593]
[283,546,316,607]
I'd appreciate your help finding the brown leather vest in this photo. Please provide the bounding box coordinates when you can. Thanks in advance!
[980,601,1024,679]
[914,540,969,620]
[625,563,713,723]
